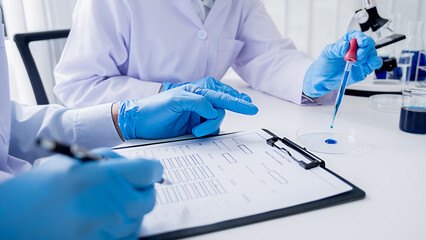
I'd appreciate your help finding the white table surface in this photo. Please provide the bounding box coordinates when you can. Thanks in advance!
[175,78,425,240]
[121,78,426,240]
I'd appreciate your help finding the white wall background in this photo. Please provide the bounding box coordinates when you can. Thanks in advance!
[3,0,76,104]
[2,0,423,105]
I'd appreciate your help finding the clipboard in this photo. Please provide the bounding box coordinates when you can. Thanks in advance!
[114,129,365,240]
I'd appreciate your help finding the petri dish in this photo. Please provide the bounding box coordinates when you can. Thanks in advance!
[296,126,363,154]
[369,94,402,113]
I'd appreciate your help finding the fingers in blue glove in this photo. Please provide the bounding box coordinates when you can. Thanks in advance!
[97,158,162,220]
[90,147,124,159]
[0,152,159,239]
[118,83,258,140]
[202,90,258,115]
[240,93,253,103]
[327,40,349,59]
[347,63,373,85]
[101,158,163,189]
[210,128,221,136]
[355,40,383,70]
[344,31,383,69]
[328,31,381,66]
[172,92,219,119]
[304,31,383,98]
[343,30,369,42]
[82,166,155,238]
[199,77,253,103]
[164,77,253,102]
[181,84,259,115]
[192,108,225,137]
[94,175,153,232]
[90,148,164,187]
[85,158,162,232]
[99,219,142,240]
[160,81,175,92]
[355,40,377,64]
[109,184,156,220]
[368,55,383,69]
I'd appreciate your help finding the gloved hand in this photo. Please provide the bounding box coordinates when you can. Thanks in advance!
[118,84,259,140]
[0,148,163,240]
[161,76,252,102]
[303,31,383,98]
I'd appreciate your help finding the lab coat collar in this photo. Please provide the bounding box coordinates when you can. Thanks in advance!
[173,0,204,29]
[173,0,231,29]
[204,0,231,27]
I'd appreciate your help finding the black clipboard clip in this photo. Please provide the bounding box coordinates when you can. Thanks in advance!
[262,129,325,170]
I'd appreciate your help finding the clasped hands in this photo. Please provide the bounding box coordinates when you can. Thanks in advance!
[113,83,258,140]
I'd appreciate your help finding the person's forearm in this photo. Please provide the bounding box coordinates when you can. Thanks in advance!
[235,48,313,105]
[8,102,123,163]
[301,89,338,105]
[111,103,124,141]
[54,76,163,107]
[231,0,314,105]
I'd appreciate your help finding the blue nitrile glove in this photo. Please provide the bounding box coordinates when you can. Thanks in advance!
[0,148,163,240]
[303,31,383,98]
[161,76,252,102]
[118,84,259,140]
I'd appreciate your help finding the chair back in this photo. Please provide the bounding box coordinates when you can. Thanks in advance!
[14,29,70,105]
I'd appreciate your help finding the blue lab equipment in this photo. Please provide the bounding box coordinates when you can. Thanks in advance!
[330,38,358,128]
[303,31,382,98]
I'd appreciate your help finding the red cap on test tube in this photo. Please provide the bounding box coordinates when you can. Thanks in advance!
[344,38,358,63]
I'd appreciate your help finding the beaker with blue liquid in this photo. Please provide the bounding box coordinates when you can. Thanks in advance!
[399,88,426,134]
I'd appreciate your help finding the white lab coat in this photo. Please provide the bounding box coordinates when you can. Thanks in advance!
[0,26,122,182]
[0,25,18,181]
[54,0,315,107]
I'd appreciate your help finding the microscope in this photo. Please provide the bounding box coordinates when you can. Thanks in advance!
[355,0,406,49]
[346,0,407,94]
[353,0,405,70]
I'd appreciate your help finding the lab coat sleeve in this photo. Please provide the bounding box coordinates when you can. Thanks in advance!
[301,90,338,106]
[53,0,162,108]
[8,101,122,164]
[232,0,315,105]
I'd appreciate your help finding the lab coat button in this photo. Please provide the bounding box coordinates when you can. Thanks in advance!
[198,30,208,40]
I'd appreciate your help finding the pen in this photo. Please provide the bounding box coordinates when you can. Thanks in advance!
[36,138,172,185]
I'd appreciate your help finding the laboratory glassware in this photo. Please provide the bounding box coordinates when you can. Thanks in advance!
[297,126,363,154]
[330,38,358,128]
[398,52,414,86]
[399,88,426,134]
[402,22,425,82]
[368,94,402,113]
[297,39,363,154]
[416,51,426,88]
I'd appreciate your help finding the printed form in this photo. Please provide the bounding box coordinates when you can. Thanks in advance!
[114,131,353,237]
